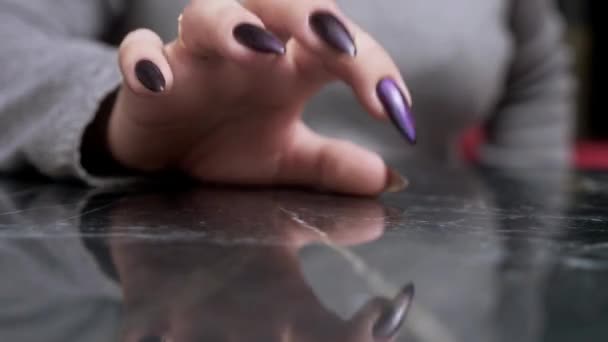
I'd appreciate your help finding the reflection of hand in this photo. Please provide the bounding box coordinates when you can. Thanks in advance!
[106,188,413,342]
[91,0,414,195]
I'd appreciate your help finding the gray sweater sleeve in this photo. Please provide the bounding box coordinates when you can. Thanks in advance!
[480,0,575,169]
[0,1,132,186]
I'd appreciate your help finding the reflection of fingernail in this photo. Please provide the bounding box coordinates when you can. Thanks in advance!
[385,168,409,193]
[383,206,404,221]
[233,23,286,55]
[309,11,356,56]
[135,60,166,93]
[372,283,415,339]
[377,78,416,144]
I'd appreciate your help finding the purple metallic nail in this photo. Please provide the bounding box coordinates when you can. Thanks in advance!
[135,60,165,93]
[233,23,286,55]
[377,78,416,144]
[309,11,356,57]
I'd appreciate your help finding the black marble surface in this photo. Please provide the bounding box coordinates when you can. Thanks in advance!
[1,165,608,342]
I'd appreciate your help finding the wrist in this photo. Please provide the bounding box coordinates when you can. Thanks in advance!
[81,88,136,176]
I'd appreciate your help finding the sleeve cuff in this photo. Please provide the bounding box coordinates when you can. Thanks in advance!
[24,43,139,187]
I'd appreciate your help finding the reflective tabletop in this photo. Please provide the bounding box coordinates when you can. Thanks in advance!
[1,164,607,342]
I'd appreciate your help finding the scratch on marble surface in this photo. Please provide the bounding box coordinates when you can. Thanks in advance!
[0,208,34,217]
[56,201,117,223]
[0,204,70,217]
[279,207,456,342]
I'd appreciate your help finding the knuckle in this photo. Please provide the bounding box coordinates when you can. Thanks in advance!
[121,28,159,50]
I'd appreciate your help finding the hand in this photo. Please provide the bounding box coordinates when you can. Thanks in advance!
[107,0,415,195]
[106,188,414,342]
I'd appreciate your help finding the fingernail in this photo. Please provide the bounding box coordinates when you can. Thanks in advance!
[233,23,286,55]
[135,60,166,93]
[309,11,356,56]
[376,78,416,144]
[372,283,415,339]
[385,168,409,193]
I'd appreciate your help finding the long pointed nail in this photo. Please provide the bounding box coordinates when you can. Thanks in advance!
[135,60,166,93]
[309,11,356,56]
[377,78,416,144]
[372,283,415,339]
[233,23,286,55]
[385,168,409,193]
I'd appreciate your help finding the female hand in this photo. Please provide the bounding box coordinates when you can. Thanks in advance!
[107,0,415,195]
[107,188,414,342]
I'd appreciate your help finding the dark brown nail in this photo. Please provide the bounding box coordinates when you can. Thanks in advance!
[385,168,409,193]
[233,23,286,55]
[135,60,165,93]
[309,11,356,56]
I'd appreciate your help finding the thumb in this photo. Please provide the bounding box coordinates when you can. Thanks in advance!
[276,124,408,196]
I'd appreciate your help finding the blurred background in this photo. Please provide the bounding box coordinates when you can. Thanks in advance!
[558,0,604,139]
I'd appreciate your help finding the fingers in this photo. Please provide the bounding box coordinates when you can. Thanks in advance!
[119,29,174,96]
[244,0,416,144]
[276,124,408,196]
[179,0,286,65]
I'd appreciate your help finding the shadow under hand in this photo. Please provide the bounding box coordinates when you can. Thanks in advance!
[101,187,413,342]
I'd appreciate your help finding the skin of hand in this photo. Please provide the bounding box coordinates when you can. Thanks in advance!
[100,0,414,196]
[106,188,413,342]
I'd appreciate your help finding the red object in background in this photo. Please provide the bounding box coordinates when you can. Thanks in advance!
[459,126,485,163]
[576,141,608,170]
[459,126,608,170]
